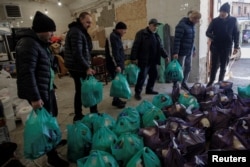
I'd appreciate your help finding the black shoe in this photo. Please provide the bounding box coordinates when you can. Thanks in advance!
[206,82,213,88]
[73,114,84,122]
[134,93,142,100]
[112,100,125,108]
[117,98,126,105]
[181,83,190,91]
[55,139,67,149]
[47,151,69,167]
[145,90,159,95]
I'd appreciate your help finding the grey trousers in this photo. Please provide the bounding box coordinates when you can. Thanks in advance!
[178,55,192,84]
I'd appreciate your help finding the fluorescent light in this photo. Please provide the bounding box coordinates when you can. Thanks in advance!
[58,0,62,6]
[45,9,48,14]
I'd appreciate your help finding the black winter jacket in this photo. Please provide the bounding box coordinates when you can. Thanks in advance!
[64,20,93,72]
[15,29,54,102]
[206,15,239,49]
[105,30,125,70]
[130,27,168,67]
[173,17,195,57]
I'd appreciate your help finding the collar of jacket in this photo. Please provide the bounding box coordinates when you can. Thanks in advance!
[113,29,122,38]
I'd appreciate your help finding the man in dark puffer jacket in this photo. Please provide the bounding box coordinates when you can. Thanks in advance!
[173,11,201,91]
[206,2,240,87]
[15,11,69,167]
[64,12,97,121]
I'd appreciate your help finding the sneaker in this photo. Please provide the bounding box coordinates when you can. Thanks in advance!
[47,152,69,167]
[134,93,142,100]
[181,83,190,91]
[112,100,125,108]
[73,114,84,122]
[145,90,158,95]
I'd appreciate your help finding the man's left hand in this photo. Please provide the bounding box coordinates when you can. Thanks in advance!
[233,48,239,55]
[192,51,196,57]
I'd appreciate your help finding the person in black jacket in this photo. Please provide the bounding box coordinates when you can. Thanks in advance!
[15,11,69,167]
[131,18,168,100]
[172,10,201,91]
[64,12,98,121]
[206,2,240,87]
[105,22,127,108]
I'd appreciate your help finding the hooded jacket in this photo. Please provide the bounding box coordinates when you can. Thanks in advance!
[173,17,196,56]
[15,29,54,102]
[206,15,239,49]
[64,20,93,72]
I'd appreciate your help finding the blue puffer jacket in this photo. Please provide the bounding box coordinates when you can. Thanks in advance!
[173,17,195,56]
[15,29,53,102]
[64,20,93,72]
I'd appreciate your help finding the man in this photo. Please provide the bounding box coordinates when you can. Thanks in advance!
[105,22,127,108]
[206,2,240,87]
[131,18,168,100]
[64,12,98,121]
[15,11,69,167]
[172,10,201,91]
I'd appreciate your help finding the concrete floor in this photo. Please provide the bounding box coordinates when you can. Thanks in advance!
[9,75,176,167]
[7,46,250,166]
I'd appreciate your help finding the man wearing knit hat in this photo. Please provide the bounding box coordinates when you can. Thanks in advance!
[15,11,69,167]
[105,21,127,108]
[206,2,240,87]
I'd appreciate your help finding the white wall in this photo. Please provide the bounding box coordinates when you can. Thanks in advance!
[0,0,72,36]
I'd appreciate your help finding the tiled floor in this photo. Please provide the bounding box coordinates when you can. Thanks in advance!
[7,58,250,167]
[8,75,175,167]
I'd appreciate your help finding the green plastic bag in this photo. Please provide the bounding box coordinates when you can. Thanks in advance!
[92,113,116,133]
[178,93,200,109]
[110,73,131,99]
[126,147,161,167]
[81,76,103,107]
[92,127,117,153]
[77,150,119,167]
[165,59,183,82]
[24,107,61,159]
[142,106,167,127]
[111,133,144,166]
[238,85,250,98]
[136,100,155,115]
[81,113,99,132]
[114,107,140,135]
[67,121,92,162]
[124,63,140,85]
[152,93,173,109]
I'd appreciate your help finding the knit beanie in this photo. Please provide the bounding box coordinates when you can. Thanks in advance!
[32,11,56,32]
[115,22,127,30]
[220,2,230,13]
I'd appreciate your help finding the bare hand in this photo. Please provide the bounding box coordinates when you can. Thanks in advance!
[233,48,238,55]
[115,66,121,73]
[31,99,44,110]
[173,54,178,59]
[165,57,170,64]
[86,68,96,75]
[192,51,196,57]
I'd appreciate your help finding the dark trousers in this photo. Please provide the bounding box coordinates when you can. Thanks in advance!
[209,48,231,83]
[135,64,158,94]
[69,70,98,116]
